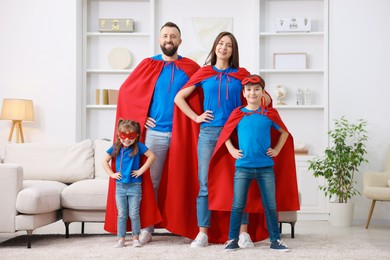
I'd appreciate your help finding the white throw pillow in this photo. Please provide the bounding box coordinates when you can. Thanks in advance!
[4,139,94,183]
[94,139,112,179]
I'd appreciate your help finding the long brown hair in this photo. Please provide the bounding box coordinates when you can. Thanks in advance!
[111,119,141,157]
[204,31,240,69]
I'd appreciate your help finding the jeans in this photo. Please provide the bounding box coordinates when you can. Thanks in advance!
[228,166,280,242]
[116,182,142,238]
[144,129,171,233]
[196,126,222,227]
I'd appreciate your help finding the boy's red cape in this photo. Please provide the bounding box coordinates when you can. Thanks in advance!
[104,57,200,233]
[208,106,300,241]
[159,66,261,243]
[161,64,299,243]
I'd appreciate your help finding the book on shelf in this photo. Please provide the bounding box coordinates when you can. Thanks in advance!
[95,89,118,105]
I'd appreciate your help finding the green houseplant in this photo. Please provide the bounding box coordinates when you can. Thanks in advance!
[308,116,368,226]
[308,116,368,203]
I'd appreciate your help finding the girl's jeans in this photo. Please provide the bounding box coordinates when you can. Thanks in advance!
[116,182,142,238]
[196,126,249,227]
[228,166,280,242]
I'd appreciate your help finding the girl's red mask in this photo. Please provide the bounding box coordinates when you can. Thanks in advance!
[118,131,138,140]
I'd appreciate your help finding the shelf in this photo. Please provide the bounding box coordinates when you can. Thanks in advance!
[86,69,132,74]
[260,69,324,74]
[86,105,117,109]
[260,32,324,37]
[274,105,324,110]
[80,0,156,140]
[86,32,150,37]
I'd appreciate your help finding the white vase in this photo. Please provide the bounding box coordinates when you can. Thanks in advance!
[329,202,354,227]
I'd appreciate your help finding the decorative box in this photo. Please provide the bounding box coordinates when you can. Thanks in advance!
[98,19,134,32]
[107,89,119,105]
[275,17,311,32]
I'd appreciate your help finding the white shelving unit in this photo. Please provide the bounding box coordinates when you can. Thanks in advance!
[81,0,156,140]
[259,0,329,219]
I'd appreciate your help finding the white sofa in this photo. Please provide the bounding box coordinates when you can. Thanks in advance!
[0,139,111,248]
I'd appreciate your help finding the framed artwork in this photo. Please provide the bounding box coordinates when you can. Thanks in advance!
[273,52,307,69]
[181,17,233,66]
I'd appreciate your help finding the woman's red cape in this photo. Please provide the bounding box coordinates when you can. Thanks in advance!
[104,57,200,233]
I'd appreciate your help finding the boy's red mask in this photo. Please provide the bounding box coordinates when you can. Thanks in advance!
[242,75,265,88]
[118,131,138,140]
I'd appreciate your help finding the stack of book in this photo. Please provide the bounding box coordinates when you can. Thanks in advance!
[95,89,119,105]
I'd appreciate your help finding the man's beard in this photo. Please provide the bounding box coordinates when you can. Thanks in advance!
[160,43,178,57]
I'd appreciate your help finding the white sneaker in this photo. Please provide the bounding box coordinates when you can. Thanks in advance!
[190,232,209,248]
[139,230,152,244]
[238,232,254,248]
[133,239,142,248]
[114,239,125,248]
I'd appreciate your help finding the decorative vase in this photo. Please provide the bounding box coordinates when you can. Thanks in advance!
[329,202,354,227]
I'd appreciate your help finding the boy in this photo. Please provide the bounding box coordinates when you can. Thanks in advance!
[222,74,291,252]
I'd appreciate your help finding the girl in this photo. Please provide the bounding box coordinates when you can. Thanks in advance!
[103,119,155,248]
[174,32,271,247]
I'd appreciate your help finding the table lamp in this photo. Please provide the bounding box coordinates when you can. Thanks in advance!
[0,99,34,143]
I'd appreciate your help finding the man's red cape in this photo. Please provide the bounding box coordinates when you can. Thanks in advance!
[104,57,200,234]
[159,66,258,243]
[208,106,300,241]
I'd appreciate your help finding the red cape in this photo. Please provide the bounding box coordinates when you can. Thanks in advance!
[208,107,300,240]
[104,57,200,234]
[160,66,257,243]
[210,106,300,211]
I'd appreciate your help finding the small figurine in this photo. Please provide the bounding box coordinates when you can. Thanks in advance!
[275,84,287,105]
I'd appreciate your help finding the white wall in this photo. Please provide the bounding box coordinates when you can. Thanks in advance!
[156,0,259,73]
[0,0,389,224]
[329,0,390,223]
[0,0,79,151]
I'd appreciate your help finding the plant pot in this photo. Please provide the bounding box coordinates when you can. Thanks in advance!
[329,202,354,227]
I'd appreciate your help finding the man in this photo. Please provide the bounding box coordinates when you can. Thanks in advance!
[104,22,200,243]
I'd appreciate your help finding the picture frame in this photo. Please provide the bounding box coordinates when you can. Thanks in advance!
[273,52,307,69]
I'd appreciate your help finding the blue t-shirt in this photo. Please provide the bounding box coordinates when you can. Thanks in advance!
[197,66,242,127]
[236,107,280,168]
[148,54,190,132]
[106,142,148,184]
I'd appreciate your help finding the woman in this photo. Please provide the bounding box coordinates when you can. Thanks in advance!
[173,32,271,248]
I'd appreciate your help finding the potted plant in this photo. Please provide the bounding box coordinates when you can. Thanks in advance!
[308,116,368,226]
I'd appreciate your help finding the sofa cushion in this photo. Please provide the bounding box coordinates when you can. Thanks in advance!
[16,180,67,214]
[4,139,94,183]
[94,139,112,179]
[61,179,108,210]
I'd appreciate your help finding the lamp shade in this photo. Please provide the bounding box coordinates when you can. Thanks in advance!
[0,99,34,122]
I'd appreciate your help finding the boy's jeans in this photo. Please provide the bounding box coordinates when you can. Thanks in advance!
[228,166,280,242]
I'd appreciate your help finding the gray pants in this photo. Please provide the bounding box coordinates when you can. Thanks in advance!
[143,129,171,233]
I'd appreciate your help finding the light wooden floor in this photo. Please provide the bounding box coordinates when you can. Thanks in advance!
[1,220,390,252]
